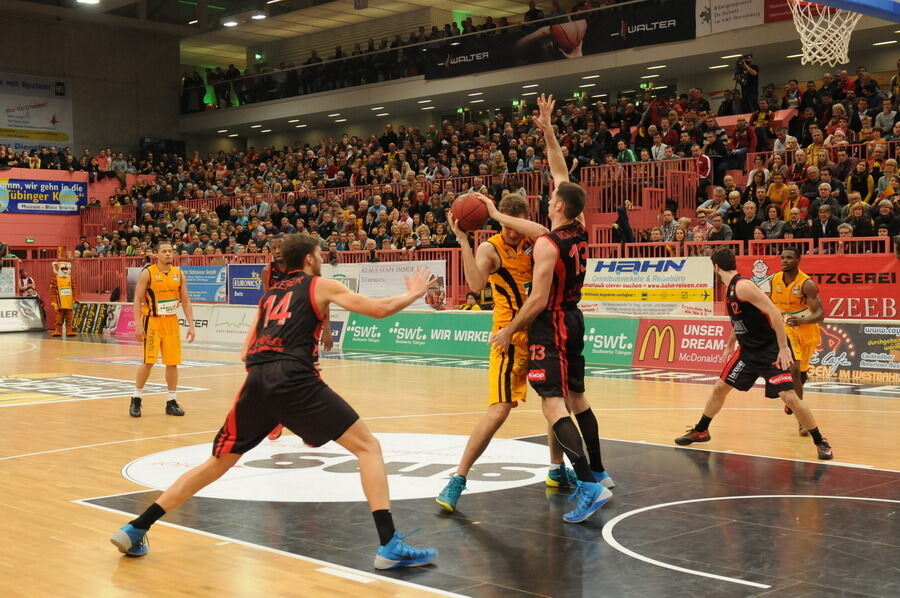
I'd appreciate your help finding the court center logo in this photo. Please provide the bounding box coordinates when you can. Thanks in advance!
[122,433,551,503]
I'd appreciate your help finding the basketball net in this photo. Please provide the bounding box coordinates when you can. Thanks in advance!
[787,0,863,67]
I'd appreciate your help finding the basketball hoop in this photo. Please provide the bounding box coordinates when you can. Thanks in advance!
[787,0,863,67]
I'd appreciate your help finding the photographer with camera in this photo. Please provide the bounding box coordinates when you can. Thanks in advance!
[735,54,760,113]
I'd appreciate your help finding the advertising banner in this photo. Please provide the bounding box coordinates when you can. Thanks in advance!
[582,318,639,366]
[321,263,361,292]
[696,0,764,36]
[807,322,900,384]
[344,311,493,357]
[424,0,695,80]
[0,268,14,297]
[0,71,74,152]
[0,177,86,214]
[737,255,899,320]
[227,264,265,306]
[0,297,44,332]
[357,260,448,311]
[581,257,714,317]
[631,319,730,372]
[182,266,227,303]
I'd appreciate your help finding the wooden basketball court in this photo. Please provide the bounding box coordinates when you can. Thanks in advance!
[2,333,898,597]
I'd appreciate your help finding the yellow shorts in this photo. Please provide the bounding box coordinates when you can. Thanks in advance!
[488,329,529,405]
[143,315,182,366]
[786,326,817,372]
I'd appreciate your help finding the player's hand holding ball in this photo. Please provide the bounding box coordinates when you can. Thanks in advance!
[450,193,490,232]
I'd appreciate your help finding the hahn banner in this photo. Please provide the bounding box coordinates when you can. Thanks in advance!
[0,177,86,214]
[0,71,74,152]
[738,255,899,320]
[580,257,715,317]
[425,0,695,79]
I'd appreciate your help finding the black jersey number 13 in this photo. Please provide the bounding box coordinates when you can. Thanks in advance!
[262,292,293,327]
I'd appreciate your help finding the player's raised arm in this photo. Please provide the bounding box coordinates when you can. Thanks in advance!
[475,194,549,240]
[736,278,793,370]
[316,268,435,318]
[534,94,568,185]
[490,236,556,350]
[448,213,498,292]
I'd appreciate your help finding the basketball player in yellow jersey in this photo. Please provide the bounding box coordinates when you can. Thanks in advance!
[130,242,195,418]
[769,247,824,436]
[436,194,572,513]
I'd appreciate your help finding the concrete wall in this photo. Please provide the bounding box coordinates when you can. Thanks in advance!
[2,14,180,153]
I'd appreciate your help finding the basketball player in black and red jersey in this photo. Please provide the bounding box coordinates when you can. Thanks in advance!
[491,94,613,524]
[262,236,332,440]
[674,247,833,460]
[112,234,438,569]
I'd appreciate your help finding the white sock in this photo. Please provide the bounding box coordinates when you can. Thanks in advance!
[168,391,177,402]
[549,462,563,471]
[133,387,143,398]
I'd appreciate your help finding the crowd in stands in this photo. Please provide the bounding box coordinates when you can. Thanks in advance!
[180,0,629,112]
[5,58,900,260]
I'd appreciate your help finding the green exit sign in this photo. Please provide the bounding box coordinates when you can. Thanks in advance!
[25,238,35,243]
[639,82,650,89]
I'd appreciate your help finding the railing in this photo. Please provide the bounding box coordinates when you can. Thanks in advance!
[623,242,679,258]
[745,139,899,172]
[748,238,815,256]
[589,225,613,244]
[587,244,622,258]
[819,236,892,255]
[683,240,744,256]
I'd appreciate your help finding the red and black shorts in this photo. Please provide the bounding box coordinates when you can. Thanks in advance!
[720,346,795,399]
[527,309,586,398]
[212,360,359,456]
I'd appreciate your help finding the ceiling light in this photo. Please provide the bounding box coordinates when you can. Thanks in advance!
[76,0,100,4]
[579,83,596,88]
[654,86,668,90]
[288,119,299,123]
[188,19,199,24]
[450,42,460,46]
[873,40,897,46]
[522,84,538,88]
[522,92,538,96]
[467,92,483,96]
[370,106,384,110]
[582,75,600,79]
[721,54,742,59]
[334,118,347,122]
[251,13,266,20]
[327,113,340,117]
[469,99,484,103]
[708,64,730,69]
[295,124,307,128]
[261,129,271,133]
[786,53,803,58]
[223,20,238,27]
[217,129,228,133]
[250,124,262,128]
[421,106,436,110]
[266,0,285,3]
[621,90,635,93]
[417,99,432,104]
[228,133,239,137]
[591,94,608,98]
[376,112,389,116]
[646,65,666,70]
[641,74,659,79]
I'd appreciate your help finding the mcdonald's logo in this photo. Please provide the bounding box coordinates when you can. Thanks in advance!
[638,325,676,363]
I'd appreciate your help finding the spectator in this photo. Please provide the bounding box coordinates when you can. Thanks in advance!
[760,205,785,239]
[458,291,482,310]
[734,201,762,242]
[708,213,733,241]
[787,207,811,238]
[844,202,874,237]
[846,160,875,203]
[691,210,713,239]
[766,171,790,208]
[811,205,840,241]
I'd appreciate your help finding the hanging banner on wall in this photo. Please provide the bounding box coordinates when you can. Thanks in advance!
[227,264,265,306]
[580,257,715,317]
[424,0,696,80]
[0,72,74,152]
[0,177,86,214]
[737,255,899,320]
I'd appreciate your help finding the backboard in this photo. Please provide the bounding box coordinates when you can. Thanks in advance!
[817,0,900,22]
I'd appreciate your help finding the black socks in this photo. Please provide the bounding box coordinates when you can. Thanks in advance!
[808,427,824,444]
[130,502,166,531]
[372,509,395,546]
[574,408,605,473]
[695,414,713,433]
[552,418,594,483]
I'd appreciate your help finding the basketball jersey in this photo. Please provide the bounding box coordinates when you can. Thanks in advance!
[245,271,324,377]
[55,276,74,310]
[144,264,182,318]
[770,270,821,348]
[726,275,779,356]
[486,234,532,327]
[543,221,587,311]
[264,261,288,291]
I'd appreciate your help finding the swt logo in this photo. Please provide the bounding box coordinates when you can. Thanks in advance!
[347,322,381,342]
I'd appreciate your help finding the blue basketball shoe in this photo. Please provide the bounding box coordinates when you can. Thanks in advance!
[546,465,578,488]
[594,470,616,489]
[435,474,467,512]
[562,481,613,523]
[374,530,438,570]
[110,523,149,556]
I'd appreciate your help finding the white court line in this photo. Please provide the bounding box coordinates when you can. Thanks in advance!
[6,342,38,356]
[601,494,900,589]
[316,567,376,584]
[0,430,219,461]
[73,499,467,598]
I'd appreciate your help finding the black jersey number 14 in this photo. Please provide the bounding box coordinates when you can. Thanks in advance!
[262,292,293,327]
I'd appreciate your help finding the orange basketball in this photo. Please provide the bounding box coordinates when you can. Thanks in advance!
[451,193,490,232]
[550,20,587,54]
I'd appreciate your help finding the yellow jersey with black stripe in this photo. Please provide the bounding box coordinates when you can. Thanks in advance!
[486,234,532,329]
[770,270,821,348]
[143,264,183,318]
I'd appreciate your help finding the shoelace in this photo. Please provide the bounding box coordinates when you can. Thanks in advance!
[393,529,432,557]
[566,481,584,503]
